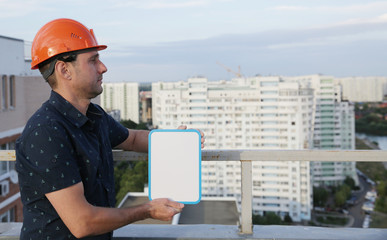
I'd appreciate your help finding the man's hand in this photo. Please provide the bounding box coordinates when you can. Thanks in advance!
[178,125,205,148]
[146,198,184,221]
[46,184,184,238]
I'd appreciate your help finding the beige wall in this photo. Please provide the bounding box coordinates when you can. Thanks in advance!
[0,74,102,142]
[0,75,49,223]
[0,75,50,133]
[20,76,52,123]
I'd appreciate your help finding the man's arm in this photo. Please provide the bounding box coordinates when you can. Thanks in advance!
[46,182,183,238]
[115,129,150,152]
[116,125,205,151]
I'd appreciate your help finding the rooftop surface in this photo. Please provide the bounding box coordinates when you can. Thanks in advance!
[1,223,387,240]
[119,194,239,225]
[1,149,387,239]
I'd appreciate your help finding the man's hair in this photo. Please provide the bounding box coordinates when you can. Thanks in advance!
[38,48,99,88]
[38,61,57,88]
[38,53,78,89]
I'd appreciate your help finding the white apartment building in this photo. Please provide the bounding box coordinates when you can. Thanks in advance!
[101,82,140,123]
[285,75,357,186]
[152,77,315,221]
[0,35,49,222]
[334,76,387,102]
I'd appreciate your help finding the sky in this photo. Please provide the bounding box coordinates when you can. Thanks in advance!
[1,0,387,83]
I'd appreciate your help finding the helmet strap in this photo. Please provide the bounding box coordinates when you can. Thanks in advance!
[41,54,77,81]
[42,60,57,81]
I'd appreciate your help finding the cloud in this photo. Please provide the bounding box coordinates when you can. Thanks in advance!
[327,1,387,13]
[268,1,387,18]
[266,15,387,50]
[270,1,387,13]
[338,13,387,26]
[0,0,50,18]
[117,17,387,60]
[0,0,90,18]
[270,6,309,11]
[108,0,232,9]
[96,21,127,27]
[142,0,208,9]
[102,16,387,82]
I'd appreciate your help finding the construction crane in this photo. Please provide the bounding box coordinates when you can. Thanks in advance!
[216,62,243,78]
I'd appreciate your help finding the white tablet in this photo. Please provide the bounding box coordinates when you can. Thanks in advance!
[148,129,201,204]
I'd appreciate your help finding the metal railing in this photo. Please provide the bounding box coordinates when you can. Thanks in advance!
[113,149,387,234]
[1,149,387,239]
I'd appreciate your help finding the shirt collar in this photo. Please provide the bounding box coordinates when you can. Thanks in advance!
[48,91,102,128]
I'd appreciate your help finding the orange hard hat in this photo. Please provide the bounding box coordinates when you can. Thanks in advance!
[31,18,107,70]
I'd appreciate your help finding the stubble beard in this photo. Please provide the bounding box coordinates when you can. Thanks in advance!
[89,85,103,99]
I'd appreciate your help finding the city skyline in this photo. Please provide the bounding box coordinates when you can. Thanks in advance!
[0,33,385,229]
[150,75,356,222]
[1,0,387,82]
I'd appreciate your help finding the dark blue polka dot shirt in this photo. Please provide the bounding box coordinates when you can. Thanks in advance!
[16,91,129,240]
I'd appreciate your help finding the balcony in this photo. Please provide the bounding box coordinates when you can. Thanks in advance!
[1,149,387,239]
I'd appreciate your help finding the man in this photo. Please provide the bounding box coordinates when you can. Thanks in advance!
[16,18,204,239]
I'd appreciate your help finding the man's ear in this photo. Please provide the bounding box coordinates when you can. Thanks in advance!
[55,61,72,80]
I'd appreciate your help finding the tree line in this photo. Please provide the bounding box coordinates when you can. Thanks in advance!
[355,103,387,136]
[114,120,149,205]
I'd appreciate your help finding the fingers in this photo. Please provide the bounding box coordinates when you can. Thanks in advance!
[196,129,205,149]
[166,199,184,215]
[199,130,205,148]
[177,125,206,148]
[167,200,184,210]
[148,198,185,221]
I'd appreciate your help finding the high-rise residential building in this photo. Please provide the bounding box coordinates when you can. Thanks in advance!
[152,75,357,222]
[334,76,387,102]
[101,82,139,123]
[152,76,315,221]
[139,91,152,125]
[0,35,49,222]
[284,75,357,186]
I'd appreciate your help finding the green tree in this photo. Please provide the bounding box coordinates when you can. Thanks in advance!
[252,214,265,225]
[252,212,283,225]
[120,119,138,129]
[344,176,356,190]
[265,212,282,225]
[114,161,130,195]
[120,119,149,130]
[284,214,293,225]
[362,103,369,112]
[375,196,387,214]
[335,190,347,207]
[313,187,328,207]
[377,181,387,197]
[355,106,387,135]
[334,184,351,207]
[114,119,150,205]
[115,161,148,205]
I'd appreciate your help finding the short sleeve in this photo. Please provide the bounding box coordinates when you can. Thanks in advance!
[105,113,129,148]
[19,124,81,194]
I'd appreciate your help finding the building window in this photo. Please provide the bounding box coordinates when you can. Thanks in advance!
[0,142,16,175]
[0,207,16,222]
[0,162,7,176]
[9,75,15,109]
[1,75,7,110]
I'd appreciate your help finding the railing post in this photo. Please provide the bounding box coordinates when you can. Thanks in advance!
[240,160,253,234]
[0,150,16,161]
